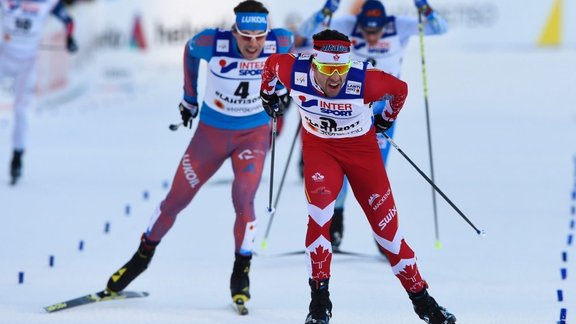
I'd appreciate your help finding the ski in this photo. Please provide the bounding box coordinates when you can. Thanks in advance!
[232,295,249,315]
[333,249,382,259]
[254,249,305,257]
[44,290,149,313]
[256,249,384,260]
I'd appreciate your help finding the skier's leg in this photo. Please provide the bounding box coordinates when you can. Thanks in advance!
[146,123,229,241]
[344,131,456,323]
[301,132,342,324]
[343,130,427,293]
[330,177,347,249]
[10,58,35,183]
[107,123,229,291]
[302,132,344,282]
[229,124,269,256]
[228,124,268,303]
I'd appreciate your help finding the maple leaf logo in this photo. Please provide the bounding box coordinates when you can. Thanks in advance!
[311,245,331,272]
[397,263,419,283]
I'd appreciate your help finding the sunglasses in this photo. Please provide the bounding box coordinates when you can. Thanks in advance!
[235,25,268,41]
[313,59,352,76]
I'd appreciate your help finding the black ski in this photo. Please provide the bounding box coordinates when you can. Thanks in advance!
[44,290,149,313]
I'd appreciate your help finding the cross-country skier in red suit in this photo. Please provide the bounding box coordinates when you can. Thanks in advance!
[105,0,293,314]
[260,29,455,324]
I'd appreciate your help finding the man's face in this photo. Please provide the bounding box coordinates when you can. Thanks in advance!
[360,26,384,46]
[233,27,268,60]
[312,60,350,98]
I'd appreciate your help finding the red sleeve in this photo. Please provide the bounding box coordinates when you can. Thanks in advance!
[364,69,408,121]
[261,53,297,94]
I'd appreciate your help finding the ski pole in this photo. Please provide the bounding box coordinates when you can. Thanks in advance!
[266,116,278,215]
[382,132,485,237]
[417,10,441,248]
[261,120,301,249]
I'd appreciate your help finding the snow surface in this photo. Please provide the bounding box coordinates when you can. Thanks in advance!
[1,37,576,324]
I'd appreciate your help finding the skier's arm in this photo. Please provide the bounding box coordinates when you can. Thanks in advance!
[395,1,448,45]
[51,1,77,52]
[260,53,296,117]
[183,29,215,106]
[364,69,408,123]
[261,53,296,95]
[414,0,448,34]
[294,0,340,46]
[51,1,74,36]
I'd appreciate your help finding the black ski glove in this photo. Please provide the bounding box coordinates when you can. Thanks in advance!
[261,91,283,118]
[278,93,292,110]
[374,113,393,133]
[179,101,199,128]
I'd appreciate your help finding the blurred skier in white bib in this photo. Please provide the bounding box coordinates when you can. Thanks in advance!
[0,0,77,185]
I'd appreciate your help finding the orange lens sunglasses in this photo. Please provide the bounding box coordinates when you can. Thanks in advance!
[313,59,352,76]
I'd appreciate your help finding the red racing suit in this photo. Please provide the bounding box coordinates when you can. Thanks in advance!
[261,53,427,293]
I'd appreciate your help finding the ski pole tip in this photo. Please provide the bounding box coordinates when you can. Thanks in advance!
[478,229,487,238]
[434,240,442,249]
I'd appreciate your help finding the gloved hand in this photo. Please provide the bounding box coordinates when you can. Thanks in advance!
[414,0,433,16]
[179,101,199,128]
[321,0,340,15]
[278,93,291,109]
[261,91,283,118]
[414,0,428,8]
[66,36,78,53]
[374,113,393,133]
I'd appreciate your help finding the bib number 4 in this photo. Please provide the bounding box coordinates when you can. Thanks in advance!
[234,82,249,99]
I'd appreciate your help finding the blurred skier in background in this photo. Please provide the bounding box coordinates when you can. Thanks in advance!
[0,0,78,185]
[296,0,447,252]
[105,0,293,315]
[260,28,455,324]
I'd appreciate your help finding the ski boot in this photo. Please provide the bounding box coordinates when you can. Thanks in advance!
[329,208,344,251]
[409,289,456,324]
[305,278,332,324]
[106,234,158,292]
[230,253,251,315]
[9,149,24,185]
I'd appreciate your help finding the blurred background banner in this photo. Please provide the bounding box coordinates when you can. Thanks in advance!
[69,0,574,56]
[1,0,574,110]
